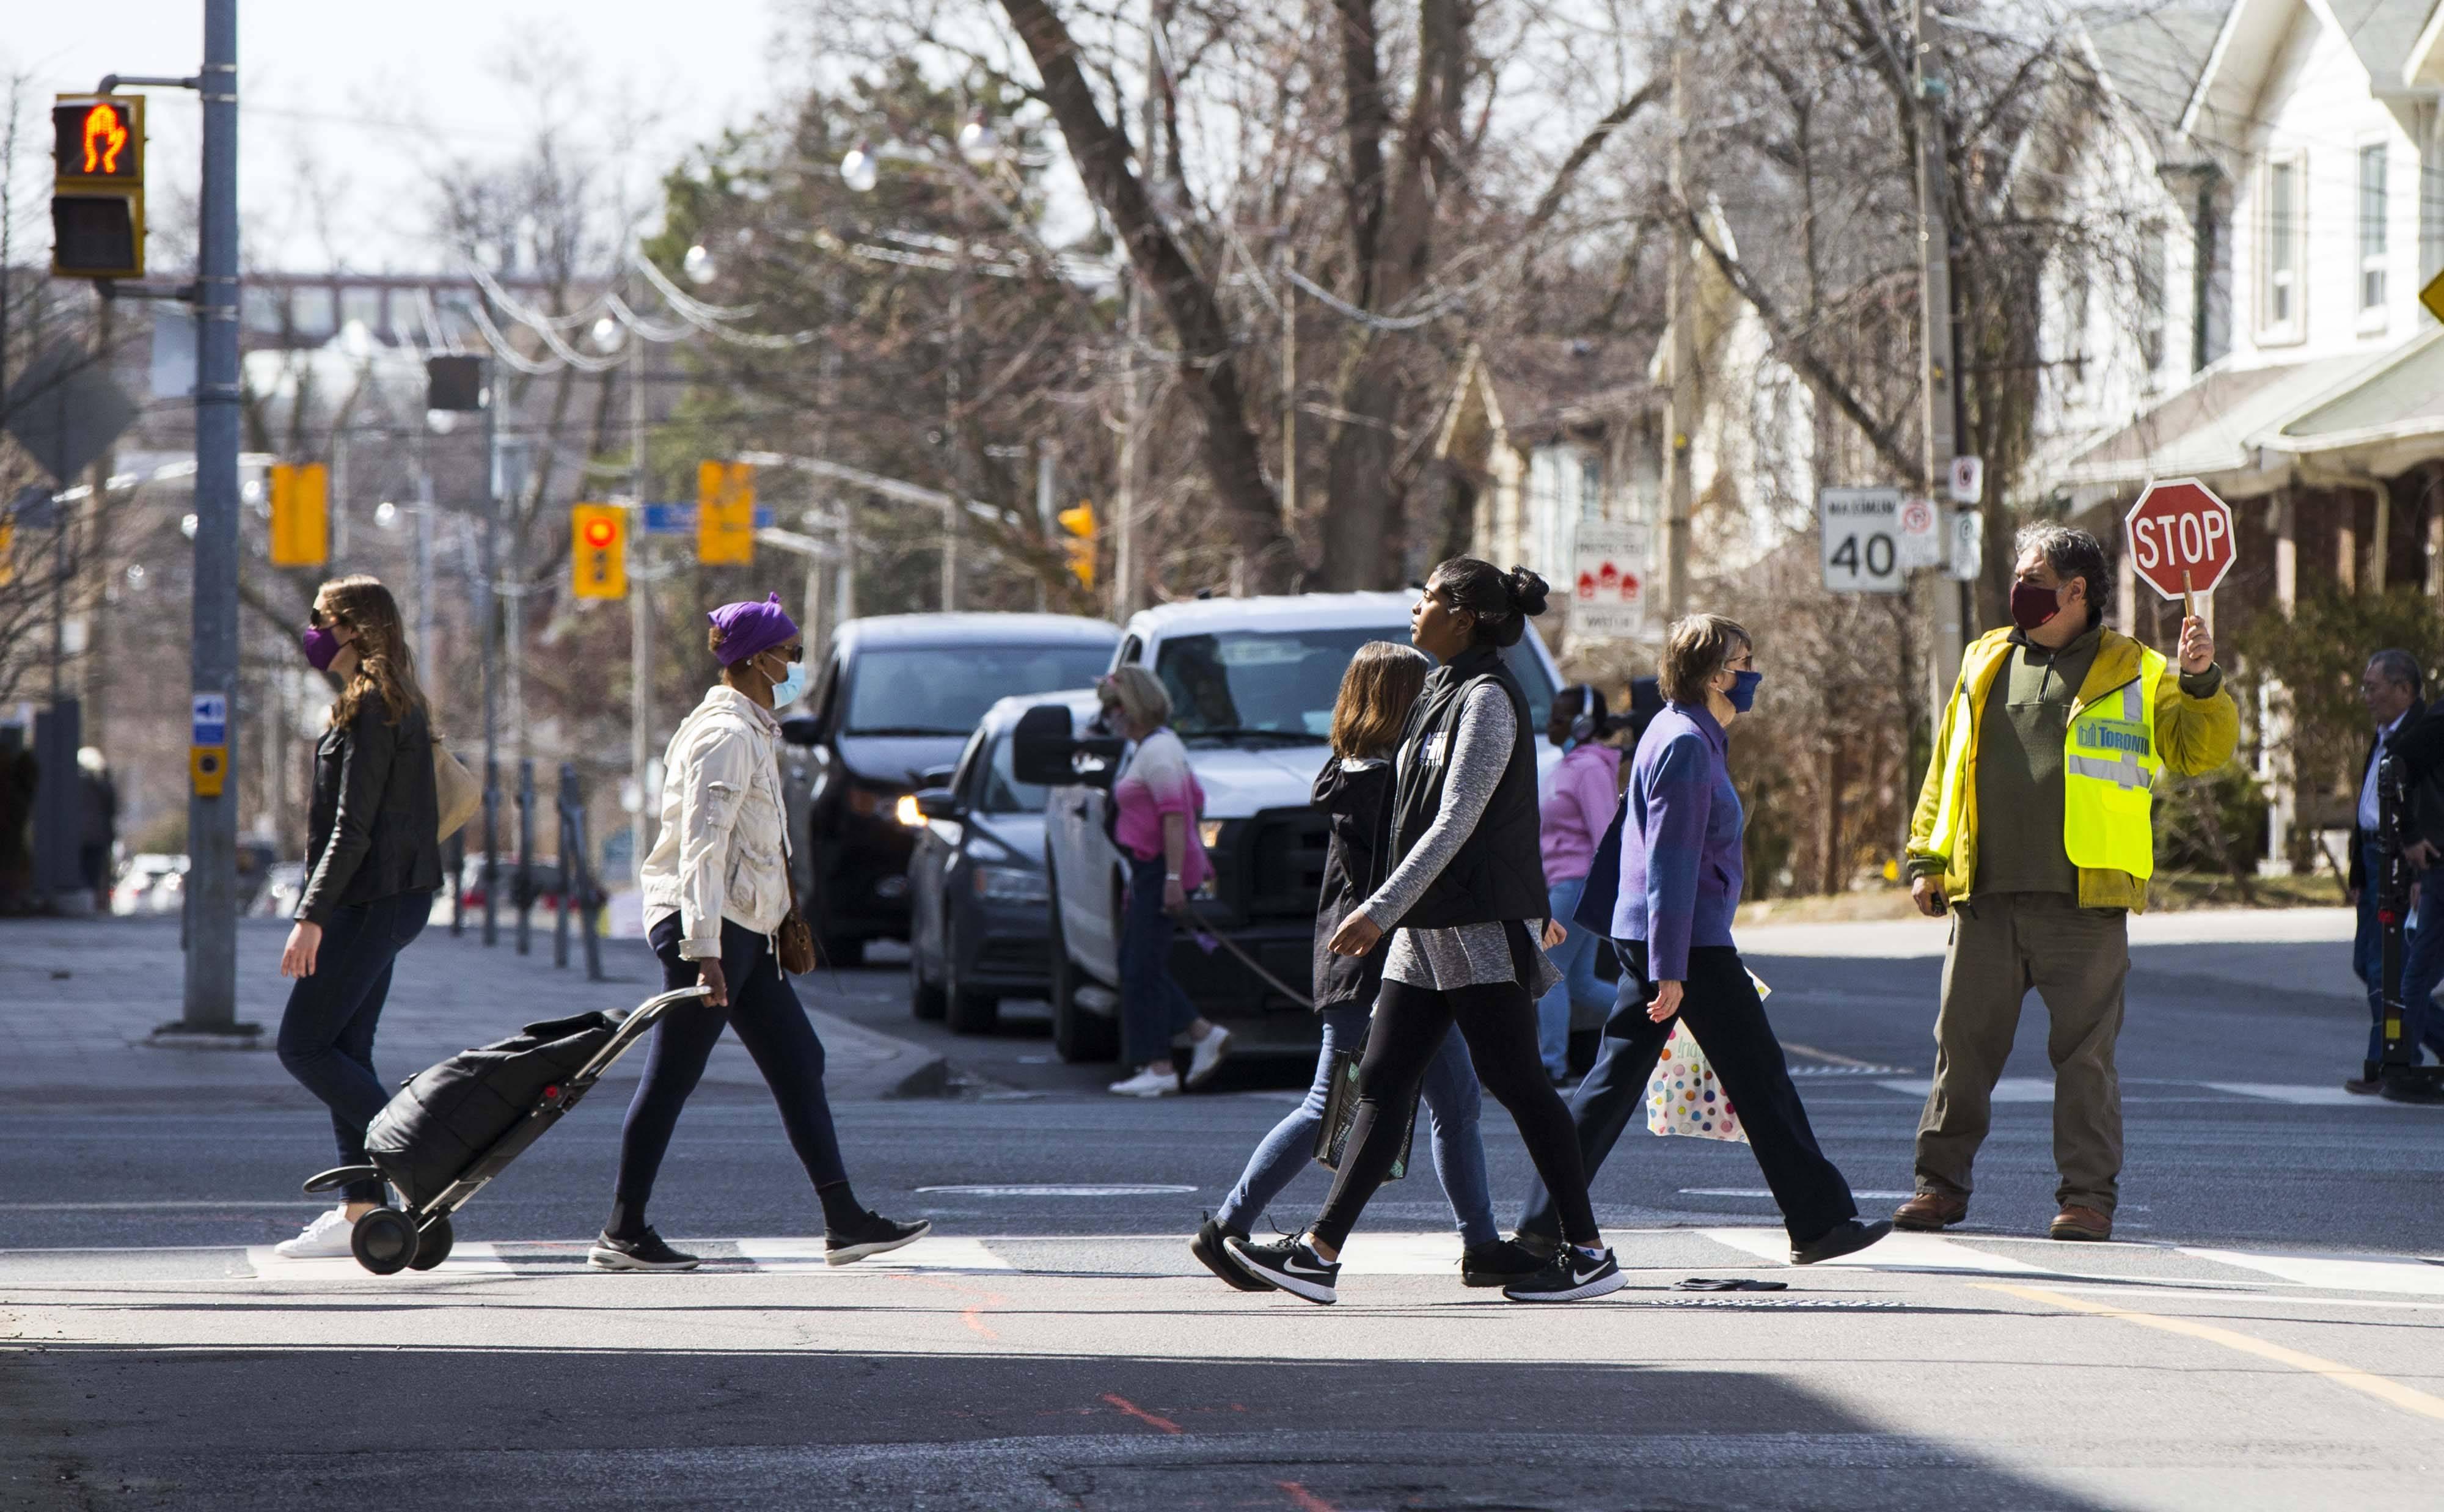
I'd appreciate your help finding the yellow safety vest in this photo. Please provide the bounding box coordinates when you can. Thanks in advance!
[1928,640,2166,883]
[2062,646,2167,879]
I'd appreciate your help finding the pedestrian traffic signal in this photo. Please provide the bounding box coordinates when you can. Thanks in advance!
[697,460,755,565]
[571,503,627,599]
[1058,500,1096,588]
[268,462,329,568]
[51,95,145,280]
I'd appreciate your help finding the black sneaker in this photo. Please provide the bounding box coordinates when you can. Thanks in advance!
[1460,1238,1547,1288]
[588,1227,700,1272]
[825,1211,931,1266]
[1224,1233,1341,1304]
[1512,1229,1561,1262]
[1502,1244,1625,1302]
[1792,1218,1892,1266]
[1190,1215,1268,1291]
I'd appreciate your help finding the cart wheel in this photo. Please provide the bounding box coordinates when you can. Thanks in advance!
[406,1216,455,1271]
[351,1208,419,1275]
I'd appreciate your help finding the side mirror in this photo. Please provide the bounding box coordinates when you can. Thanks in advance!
[779,716,823,747]
[1011,704,1124,790]
[913,787,960,820]
[918,764,958,790]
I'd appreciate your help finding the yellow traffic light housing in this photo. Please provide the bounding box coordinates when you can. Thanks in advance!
[698,461,756,565]
[1057,500,1096,588]
[571,503,627,599]
[268,462,330,568]
[51,95,145,280]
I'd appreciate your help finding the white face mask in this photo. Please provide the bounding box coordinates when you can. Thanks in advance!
[766,656,808,707]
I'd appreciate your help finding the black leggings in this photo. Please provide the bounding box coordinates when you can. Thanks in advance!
[1311,973,1599,1251]
[606,916,849,1238]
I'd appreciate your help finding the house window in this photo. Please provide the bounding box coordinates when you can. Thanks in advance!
[2137,225,2167,375]
[2064,258,2093,387]
[2361,143,2390,312]
[1579,453,1603,519]
[2265,155,2303,335]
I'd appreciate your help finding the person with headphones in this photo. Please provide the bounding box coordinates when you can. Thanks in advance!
[1533,684,1624,1083]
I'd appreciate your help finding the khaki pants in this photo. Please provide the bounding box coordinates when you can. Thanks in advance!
[1913,892,2128,1215]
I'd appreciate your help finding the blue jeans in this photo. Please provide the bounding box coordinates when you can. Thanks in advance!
[1534,876,1612,1079]
[1120,852,1201,1068]
[1215,1003,1498,1249]
[276,891,432,1205]
[2355,844,2444,1068]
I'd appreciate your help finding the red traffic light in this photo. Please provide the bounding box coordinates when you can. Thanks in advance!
[582,517,618,550]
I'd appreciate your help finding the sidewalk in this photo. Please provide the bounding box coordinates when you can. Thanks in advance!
[1740,907,2365,1007]
[0,915,948,1106]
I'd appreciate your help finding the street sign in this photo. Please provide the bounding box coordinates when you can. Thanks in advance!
[1948,455,1984,505]
[1571,520,1649,640]
[3,341,139,484]
[2125,477,2236,602]
[1945,508,1985,582]
[191,693,227,746]
[2423,268,2444,327]
[640,502,776,535]
[1896,497,1943,569]
[1820,488,1905,594]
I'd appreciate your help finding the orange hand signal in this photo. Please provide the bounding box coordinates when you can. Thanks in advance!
[82,104,128,175]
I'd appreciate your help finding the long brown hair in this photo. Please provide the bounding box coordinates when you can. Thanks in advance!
[1329,641,1429,761]
[319,574,429,730]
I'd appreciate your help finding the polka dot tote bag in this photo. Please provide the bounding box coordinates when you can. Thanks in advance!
[1644,1020,1748,1144]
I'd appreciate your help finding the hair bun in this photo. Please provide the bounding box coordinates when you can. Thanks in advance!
[1504,567,1550,618]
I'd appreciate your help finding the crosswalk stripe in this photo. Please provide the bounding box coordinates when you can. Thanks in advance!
[244,1241,517,1277]
[1697,1227,2050,1274]
[1871,1077,2057,1102]
[2176,1248,2444,1296]
[2199,1083,2421,1107]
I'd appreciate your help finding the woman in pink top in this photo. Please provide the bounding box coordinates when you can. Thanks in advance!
[1535,684,1625,1082]
[1100,667,1231,1097]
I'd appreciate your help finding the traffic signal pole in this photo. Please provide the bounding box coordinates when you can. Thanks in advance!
[177,0,244,1032]
[1911,0,1962,732]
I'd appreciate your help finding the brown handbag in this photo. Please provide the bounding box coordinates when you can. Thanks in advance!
[777,868,818,975]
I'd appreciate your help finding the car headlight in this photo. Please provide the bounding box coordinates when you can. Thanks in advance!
[1198,819,1225,849]
[894,794,925,827]
[973,864,1050,904]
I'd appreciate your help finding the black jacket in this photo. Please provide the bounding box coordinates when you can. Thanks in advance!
[298,696,444,925]
[2352,699,2444,891]
[1385,645,1547,929]
[1312,753,1396,1012]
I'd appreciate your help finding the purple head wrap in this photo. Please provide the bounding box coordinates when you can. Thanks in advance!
[708,593,799,666]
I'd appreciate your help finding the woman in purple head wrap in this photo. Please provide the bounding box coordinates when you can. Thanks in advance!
[588,593,928,1271]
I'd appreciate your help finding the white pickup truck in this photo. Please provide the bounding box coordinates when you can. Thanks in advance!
[1011,591,1564,1062]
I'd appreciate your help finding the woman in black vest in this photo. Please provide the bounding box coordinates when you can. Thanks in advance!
[1226,560,1621,1305]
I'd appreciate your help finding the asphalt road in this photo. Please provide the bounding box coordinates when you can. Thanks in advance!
[5,920,2443,1510]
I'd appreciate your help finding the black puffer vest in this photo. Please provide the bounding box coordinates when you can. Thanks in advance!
[1384,645,1546,930]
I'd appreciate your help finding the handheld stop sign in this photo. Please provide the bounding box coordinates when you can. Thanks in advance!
[2124,478,2236,618]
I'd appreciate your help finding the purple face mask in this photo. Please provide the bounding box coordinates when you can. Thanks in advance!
[302,623,343,671]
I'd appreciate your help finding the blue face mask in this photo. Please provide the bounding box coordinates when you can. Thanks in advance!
[768,659,808,708]
[1725,669,1763,714]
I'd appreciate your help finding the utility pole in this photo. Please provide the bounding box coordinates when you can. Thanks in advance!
[1661,32,1695,624]
[1035,444,1056,612]
[1280,258,1297,527]
[1912,0,1961,726]
[179,0,243,1031]
[627,326,654,852]
[1113,277,1140,622]
[479,358,500,947]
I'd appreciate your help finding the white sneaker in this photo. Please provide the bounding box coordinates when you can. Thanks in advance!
[1108,1067,1179,1097]
[273,1206,358,1258]
[1184,1025,1234,1088]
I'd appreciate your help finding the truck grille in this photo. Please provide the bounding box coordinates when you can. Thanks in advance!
[1238,806,1331,920]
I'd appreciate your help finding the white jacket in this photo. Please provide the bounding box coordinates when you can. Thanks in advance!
[640,685,791,959]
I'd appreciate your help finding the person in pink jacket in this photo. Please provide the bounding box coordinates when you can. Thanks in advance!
[1535,685,1625,1082]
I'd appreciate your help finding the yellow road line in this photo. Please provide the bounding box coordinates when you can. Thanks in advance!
[1978,1283,2444,1423]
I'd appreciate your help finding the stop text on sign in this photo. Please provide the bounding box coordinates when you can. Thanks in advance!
[2123,477,2237,601]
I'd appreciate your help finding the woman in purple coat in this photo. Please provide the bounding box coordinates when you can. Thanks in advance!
[1516,614,1889,1266]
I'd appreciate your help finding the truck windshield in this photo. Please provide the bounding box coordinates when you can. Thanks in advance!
[1153,628,1554,742]
[845,645,1114,737]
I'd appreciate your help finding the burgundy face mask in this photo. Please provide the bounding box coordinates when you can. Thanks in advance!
[301,624,343,671]
[2009,580,2062,632]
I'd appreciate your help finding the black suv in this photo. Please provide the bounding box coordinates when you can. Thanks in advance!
[780,613,1119,965]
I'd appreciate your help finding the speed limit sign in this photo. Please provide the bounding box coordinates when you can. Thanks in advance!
[1820,488,1905,594]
